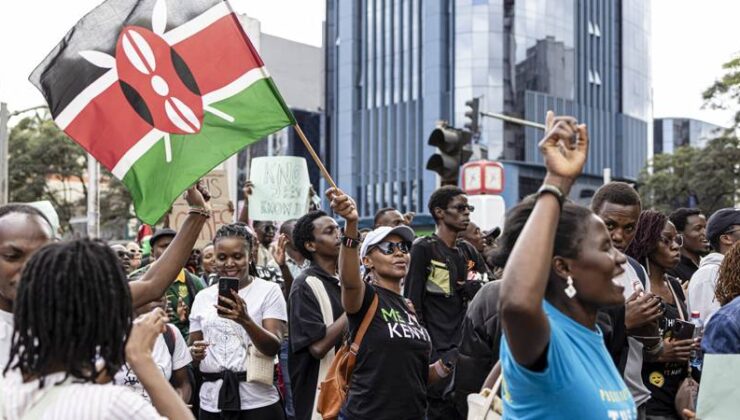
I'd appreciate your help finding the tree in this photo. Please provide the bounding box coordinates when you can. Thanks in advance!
[639,55,740,214]
[9,116,87,233]
[8,115,134,235]
[639,137,739,215]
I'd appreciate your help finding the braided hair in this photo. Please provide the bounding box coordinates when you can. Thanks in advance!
[716,242,740,306]
[6,239,132,386]
[214,222,255,250]
[213,223,256,275]
[625,210,668,267]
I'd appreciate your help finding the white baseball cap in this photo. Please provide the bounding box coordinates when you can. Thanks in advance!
[360,225,415,259]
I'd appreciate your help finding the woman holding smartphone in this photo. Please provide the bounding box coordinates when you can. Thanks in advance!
[188,223,287,420]
[625,210,697,419]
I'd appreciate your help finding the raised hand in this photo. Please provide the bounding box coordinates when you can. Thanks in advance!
[326,187,358,222]
[272,233,289,267]
[184,180,211,210]
[538,110,589,190]
[127,308,168,364]
[242,180,254,204]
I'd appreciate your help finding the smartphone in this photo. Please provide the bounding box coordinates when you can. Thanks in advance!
[671,319,696,341]
[217,277,239,315]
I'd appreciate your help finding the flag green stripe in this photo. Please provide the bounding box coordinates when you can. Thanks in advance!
[123,78,293,224]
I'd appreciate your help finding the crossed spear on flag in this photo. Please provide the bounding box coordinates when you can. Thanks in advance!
[30,0,336,224]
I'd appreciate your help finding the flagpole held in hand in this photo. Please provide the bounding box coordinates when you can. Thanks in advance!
[293,123,338,190]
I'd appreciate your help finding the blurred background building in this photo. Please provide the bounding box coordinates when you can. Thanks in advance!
[324,0,652,217]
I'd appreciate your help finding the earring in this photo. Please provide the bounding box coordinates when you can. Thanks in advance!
[565,276,577,298]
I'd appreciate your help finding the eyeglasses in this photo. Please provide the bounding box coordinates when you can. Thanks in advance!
[447,204,475,213]
[371,241,411,255]
[659,235,683,248]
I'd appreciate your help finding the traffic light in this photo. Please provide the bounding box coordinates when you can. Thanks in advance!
[426,125,473,185]
[464,97,480,134]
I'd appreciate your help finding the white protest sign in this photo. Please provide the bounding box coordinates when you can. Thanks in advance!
[248,156,311,221]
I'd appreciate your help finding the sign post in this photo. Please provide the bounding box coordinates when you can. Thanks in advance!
[248,156,311,222]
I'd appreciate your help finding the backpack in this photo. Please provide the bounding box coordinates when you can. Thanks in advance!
[316,295,379,420]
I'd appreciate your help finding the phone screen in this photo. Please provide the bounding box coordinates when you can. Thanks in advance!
[217,277,240,315]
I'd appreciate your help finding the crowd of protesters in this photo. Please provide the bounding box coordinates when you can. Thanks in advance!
[0,111,739,420]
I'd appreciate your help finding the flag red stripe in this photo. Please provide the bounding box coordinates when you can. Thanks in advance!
[172,14,262,95]
[64,84,153,169]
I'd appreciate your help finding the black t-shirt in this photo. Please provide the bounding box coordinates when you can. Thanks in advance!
[288,264,344,420]
[666,254,699,284]
[643,277,689,416]
[342,285,431,420]
[403,235,488,361]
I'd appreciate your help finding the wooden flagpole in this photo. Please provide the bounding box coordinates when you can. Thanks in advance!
[293,123,337,190]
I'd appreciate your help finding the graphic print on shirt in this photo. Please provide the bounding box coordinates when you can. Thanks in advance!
[118,363,167,401]
[203,317,248,368]
[381,302,431,342]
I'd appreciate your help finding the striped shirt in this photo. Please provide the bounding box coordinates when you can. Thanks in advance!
[1,371,164,420]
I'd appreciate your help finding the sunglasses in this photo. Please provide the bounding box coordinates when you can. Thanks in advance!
[447,204,475,213]
[371,241,411,255]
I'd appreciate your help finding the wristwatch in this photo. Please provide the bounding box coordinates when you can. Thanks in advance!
[536,184,565,208]
[341,235,360,249]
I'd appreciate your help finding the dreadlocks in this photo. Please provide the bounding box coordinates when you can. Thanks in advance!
[6,239,132,386]
[715,242,740,306]
[625,210,668,267]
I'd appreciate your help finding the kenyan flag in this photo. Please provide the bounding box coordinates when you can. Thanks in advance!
[30,0,295,224]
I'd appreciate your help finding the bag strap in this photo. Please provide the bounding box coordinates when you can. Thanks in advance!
[305,276,337,420]
[163,324,176,358]
[666,276,686,321]
[350,294,379,355]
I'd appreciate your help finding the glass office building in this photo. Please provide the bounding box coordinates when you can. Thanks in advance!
[325,0,652,216]
[654,118,726,155]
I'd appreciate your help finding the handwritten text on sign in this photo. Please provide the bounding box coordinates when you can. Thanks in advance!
[249,157,311,221]
[172,170,233,248]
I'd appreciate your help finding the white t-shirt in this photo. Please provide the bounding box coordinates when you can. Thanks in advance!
[189,279,287,413]
[0,309,13,371]
[1,370,164,420]
[113,324,192,402]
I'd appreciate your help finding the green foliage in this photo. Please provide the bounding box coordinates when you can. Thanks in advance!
[639,136,739,215]
[8,116,134,235]
[641,55,740,215]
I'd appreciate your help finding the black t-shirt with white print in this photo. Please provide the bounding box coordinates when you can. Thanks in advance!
[341,284,431,420]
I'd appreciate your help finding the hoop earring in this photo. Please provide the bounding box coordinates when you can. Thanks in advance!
[565,276,577,298]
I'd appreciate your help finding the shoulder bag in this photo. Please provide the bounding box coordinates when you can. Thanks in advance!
[316,294,378,420]
[466,361,503,420]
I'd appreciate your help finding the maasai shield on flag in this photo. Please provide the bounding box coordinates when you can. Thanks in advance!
[30,0,295,224]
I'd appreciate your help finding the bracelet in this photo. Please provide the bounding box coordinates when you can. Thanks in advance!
[188,207,211,218]
[341,235,360,249]
[536,184,565,208]
[643,339,664,356]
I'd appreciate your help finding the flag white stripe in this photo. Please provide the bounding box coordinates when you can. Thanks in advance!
[202,66,270,105]
[111,129,162,178]
[55,69,118,129]
[163,2,230,45]
[110,67,269,178]
[55,1,231,130]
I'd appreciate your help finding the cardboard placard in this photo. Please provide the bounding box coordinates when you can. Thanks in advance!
[248,156,311,221]
[171,170,233,248]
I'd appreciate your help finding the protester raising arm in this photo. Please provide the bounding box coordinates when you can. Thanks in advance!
[129,183,210,308]
[327,188,365,313]
[499,111,588,368]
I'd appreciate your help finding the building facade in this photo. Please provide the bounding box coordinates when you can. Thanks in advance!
[325,0,652,216]
[653,117,726,155]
